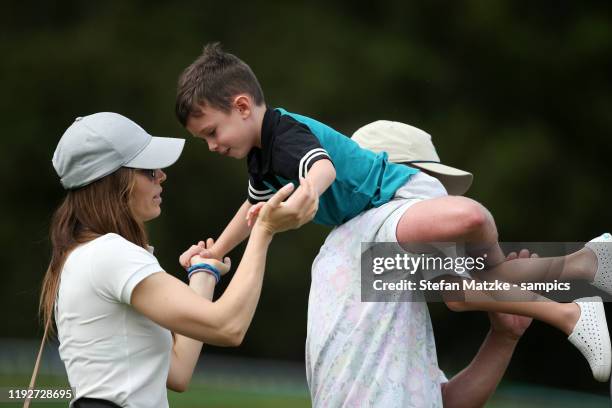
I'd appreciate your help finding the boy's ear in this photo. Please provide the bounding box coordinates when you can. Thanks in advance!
[233,94,252,119]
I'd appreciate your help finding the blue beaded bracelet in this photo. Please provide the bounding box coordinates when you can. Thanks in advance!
[187,263,221,283]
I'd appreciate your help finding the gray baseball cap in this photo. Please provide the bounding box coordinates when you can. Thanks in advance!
[52,112,185,189]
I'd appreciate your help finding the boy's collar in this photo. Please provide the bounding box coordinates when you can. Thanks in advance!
[248,107,279,175]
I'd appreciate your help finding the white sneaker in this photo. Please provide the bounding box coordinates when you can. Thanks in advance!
[586,233,612,294]
[568,296,611,382]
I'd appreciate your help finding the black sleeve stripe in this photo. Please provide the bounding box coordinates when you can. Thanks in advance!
[299,148,330,179]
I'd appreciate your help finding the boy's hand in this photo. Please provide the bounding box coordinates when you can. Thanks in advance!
[179,238,223,269]
[246,202,265,228]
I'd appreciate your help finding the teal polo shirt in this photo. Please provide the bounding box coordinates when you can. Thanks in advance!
[246,108,419,226]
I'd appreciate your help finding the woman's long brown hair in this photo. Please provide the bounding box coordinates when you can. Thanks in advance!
[39,168,148,337]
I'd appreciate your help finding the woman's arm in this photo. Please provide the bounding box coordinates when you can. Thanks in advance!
[166,272,215,392]
[132,223,274,346]
[168,238,232,392]
[132,179,316,343]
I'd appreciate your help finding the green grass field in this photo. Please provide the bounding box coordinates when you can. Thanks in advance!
[1,374,609,407]
[0,374,311,408]
[168,385,311,408]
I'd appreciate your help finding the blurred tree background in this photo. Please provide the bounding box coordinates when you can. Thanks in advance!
[1,0,611,397]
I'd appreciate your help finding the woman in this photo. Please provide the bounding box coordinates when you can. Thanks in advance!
[39,112,316,408]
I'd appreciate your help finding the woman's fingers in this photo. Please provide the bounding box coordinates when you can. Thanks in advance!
[181,238,220,269]
[247,213,259,228]
[267,182,295,207]
[247,203,264,218]
[222,257,232,275]
[255,178,320,233]
[180,244,203,268]
[209,257,230,275]
[296,178,317,225]
[246,203,265,227]
[284,178,312,211]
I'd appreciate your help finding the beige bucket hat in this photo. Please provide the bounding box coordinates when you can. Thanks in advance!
[352,120,473,196]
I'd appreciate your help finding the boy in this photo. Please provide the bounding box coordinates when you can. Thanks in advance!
[175,43,612,382]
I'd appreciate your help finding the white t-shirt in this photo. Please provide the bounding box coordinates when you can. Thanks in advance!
[55,233,172,408]
[306,172,448,408]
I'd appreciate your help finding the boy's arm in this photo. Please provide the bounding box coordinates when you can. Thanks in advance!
[302,158,336,196]
[179,200,253,266]
[210,199,253,259]
[285,159,335,209]
[211,159,334,258]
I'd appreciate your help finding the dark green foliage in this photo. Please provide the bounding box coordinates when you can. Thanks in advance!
[1,0,611,394]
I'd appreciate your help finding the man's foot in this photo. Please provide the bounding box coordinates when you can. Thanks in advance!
[567,296,611,382]
[586,233,612,294]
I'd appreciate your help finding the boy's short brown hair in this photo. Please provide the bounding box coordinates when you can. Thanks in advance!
[175,42,265,126]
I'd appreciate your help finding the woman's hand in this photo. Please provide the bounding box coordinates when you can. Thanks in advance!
[179,241,207,269]
[180,238,231,275]
[254,178,318,235]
